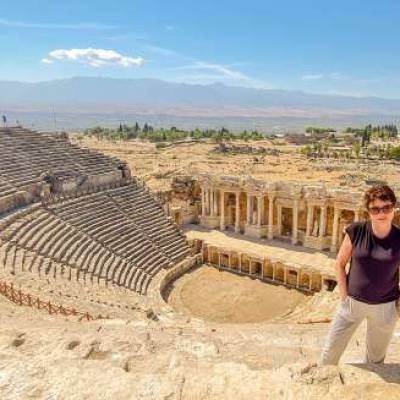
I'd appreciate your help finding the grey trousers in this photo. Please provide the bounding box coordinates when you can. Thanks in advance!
[319,296,400,365]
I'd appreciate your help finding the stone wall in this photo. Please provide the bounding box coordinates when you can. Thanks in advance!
[146,254,202,314]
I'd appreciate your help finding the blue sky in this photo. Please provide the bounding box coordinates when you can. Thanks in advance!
[1,0,400,98]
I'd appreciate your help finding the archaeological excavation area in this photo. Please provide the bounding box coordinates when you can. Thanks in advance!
[0,126,400,399]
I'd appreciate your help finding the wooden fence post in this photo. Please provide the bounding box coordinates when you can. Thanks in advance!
[0,279,96,322]
[10,283,14,302]
[17,290,22,305]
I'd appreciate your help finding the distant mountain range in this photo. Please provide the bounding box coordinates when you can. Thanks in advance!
[1,77,400,131]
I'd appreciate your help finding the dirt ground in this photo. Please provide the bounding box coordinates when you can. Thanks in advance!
[167,264,307,323]
[74,136,400,192]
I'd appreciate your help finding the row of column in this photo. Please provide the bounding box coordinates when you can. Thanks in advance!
[201,186,358,250]
[201,188,219,217]
[305,203,328,237]
[216,189,275,238]
[201,187,277,237]
[246,195,264,226]
[204,246,318,292]
[277,202,357,249]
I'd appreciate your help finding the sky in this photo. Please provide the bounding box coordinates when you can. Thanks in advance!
[1,0,400,98]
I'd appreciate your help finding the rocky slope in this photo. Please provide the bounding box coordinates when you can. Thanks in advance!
[0,283,399,399]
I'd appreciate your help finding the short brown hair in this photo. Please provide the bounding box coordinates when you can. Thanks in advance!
[363,185,397,210]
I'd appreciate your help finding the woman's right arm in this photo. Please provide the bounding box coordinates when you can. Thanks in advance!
[335,233,353,302]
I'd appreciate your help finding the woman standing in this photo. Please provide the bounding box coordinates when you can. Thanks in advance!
[319,185,400,365]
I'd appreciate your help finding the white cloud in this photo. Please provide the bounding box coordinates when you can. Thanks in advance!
[174,61,270,88]
[0,18,115,30]
[176,62,250,81]
[301,73,324,81]
[144,45,178,57]
[302,72,345,81]
[41,58,54,64]
[42,48,144,67]
[103,33,148,41]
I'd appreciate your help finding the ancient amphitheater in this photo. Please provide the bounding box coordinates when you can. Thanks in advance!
[1,126,400,399]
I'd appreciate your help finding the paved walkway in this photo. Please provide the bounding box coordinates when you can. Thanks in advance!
[184,224,339,276]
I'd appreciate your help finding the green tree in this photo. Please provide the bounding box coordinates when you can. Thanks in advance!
[300,145,312,157]
[388,146,400,160]
[352,142,361,158]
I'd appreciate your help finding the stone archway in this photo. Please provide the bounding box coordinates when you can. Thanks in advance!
[274,265,285,282]
[300,272,311,289]
[323,278,337,291]
[230,254,239,270]
[241,257,250,273]
[210,249,219,265]
[286,269,298,286]
[338,209,355,245]
[220,253,230,268]
[263,260,273,279]
[252,261,262,277]
[225,193,236,228]
[281,207,293,237]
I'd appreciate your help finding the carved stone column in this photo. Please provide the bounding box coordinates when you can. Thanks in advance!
[330,207,340,252]
[205,188,209,215]
[319,205,327,238]
[201,187,206,218]
[235,191,240,233]
[292,199,299,244]
[268,195,274,239]
[306,204,314,236]
[213,190,219,215]
[277,204,282,235]
[246,193,252,224]
[220,190,225,230]
[257,196,263,226]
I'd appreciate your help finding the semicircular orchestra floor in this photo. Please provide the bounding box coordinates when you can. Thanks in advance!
[166,264,309,324]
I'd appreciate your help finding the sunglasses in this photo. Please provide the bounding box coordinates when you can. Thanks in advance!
[368,204,394,215]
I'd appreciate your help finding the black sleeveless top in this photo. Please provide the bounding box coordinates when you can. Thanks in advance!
[345,221,400,304]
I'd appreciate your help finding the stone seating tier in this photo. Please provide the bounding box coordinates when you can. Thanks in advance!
[0,183,191,295]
